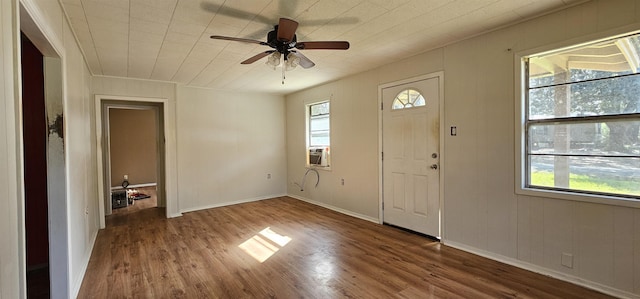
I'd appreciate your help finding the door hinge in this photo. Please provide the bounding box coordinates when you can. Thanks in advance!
[381,101,383,110]
[381,152,384,161]
[382,201,385,210]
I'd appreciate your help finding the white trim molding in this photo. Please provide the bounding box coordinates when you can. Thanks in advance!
[180,194,288,214]
[288,194,379,224]
[94,94,181,229]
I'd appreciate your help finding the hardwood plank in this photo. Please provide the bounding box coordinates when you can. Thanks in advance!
[78,197,614,298]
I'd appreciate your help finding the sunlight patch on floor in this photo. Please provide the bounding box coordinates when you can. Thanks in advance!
[239,227,291,263]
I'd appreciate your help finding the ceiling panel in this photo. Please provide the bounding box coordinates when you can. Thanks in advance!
[60,0,590,95]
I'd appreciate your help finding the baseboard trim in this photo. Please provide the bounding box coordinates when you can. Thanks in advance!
[72,229,99,298]
[287,194,379,224]
[180,193,288,214]
[110,183,157,190]
[442,240,638,299]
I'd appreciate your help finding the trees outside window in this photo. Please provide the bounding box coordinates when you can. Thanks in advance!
[525,33,640,198]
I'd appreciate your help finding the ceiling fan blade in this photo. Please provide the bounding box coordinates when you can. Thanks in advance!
[241,51,275,64]
[210,35,267,46]
[200,3,273,25]
[295,41,350,50]
[302,17,359,26]
[291,51,315,69]
[277,18,299,42]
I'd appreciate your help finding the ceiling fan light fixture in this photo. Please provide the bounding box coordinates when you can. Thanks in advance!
[285,53,300,71]
[266,52,281,69]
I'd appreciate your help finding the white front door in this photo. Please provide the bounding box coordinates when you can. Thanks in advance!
[382,76,440,237]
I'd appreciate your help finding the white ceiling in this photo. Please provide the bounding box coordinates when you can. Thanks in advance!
[60,0,586,94]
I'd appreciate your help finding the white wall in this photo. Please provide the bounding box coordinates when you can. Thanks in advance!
[92,78,287,213]
[62,15,97,297]
[286,49,445,222]
[286,70,385,221]
[442,2,640,297]
[0,0,22,298]
[176,86,287,212]
[92,79,287,216]
[285,1,640,297]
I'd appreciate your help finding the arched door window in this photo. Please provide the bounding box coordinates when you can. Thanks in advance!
[392,89,425,110]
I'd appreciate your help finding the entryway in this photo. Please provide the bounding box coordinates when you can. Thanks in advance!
[20,15,70,297]
[106,107,159,218]
[380,73,443,238]
[96,97,169,228]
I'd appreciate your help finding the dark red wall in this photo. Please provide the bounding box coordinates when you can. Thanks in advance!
[21,32,49,268]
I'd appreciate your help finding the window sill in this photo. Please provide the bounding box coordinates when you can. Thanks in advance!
[306,165,331,171]
[516,187,640,209]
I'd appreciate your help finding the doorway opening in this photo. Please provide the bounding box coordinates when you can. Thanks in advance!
[378,73,445,239]
[21,31,50,298]
[20,12,70,296]
[96,98,168,228]
[106,107,160,223]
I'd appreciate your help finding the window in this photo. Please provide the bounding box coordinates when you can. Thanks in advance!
[523,32,640,200]
[307,101,330,167]
[392,89,425,110]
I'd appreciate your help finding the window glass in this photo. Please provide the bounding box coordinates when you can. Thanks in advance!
[392,89,425,110]
[525,32,640,199]
[528,120,639,156]
[529,75,640,120]
[528,34,640,88]
[309,102,330,147]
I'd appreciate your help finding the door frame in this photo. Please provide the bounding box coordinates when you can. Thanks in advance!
[378,72,445,237]
[19,3,70,298]
[95,95,179,228]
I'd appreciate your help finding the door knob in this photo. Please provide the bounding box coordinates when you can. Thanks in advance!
[430,164,438,170]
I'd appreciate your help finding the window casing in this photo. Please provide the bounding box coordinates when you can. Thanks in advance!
[523,32,640,201]
[307,101,330,167]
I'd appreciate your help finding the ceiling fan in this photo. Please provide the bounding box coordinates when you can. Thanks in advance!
[210,18,350,83]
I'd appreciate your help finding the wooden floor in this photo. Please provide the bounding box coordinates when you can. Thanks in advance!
[78,197,612,298]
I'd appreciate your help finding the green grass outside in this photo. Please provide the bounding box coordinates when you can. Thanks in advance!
[531,171,640,196]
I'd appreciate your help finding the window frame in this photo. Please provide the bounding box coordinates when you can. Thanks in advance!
[391,88,426,110]
[306,100,331,169]
[515,30,640,209]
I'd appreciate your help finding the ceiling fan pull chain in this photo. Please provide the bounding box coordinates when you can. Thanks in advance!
[282,65,285,84]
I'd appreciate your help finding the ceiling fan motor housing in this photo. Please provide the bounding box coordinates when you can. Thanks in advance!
[268,26,297,56]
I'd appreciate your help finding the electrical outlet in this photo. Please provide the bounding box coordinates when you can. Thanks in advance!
[341,178,345,185]
[267,173,271,179]
[85,206,89,215]
[124,174,128,180]
[561,253,573,268]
